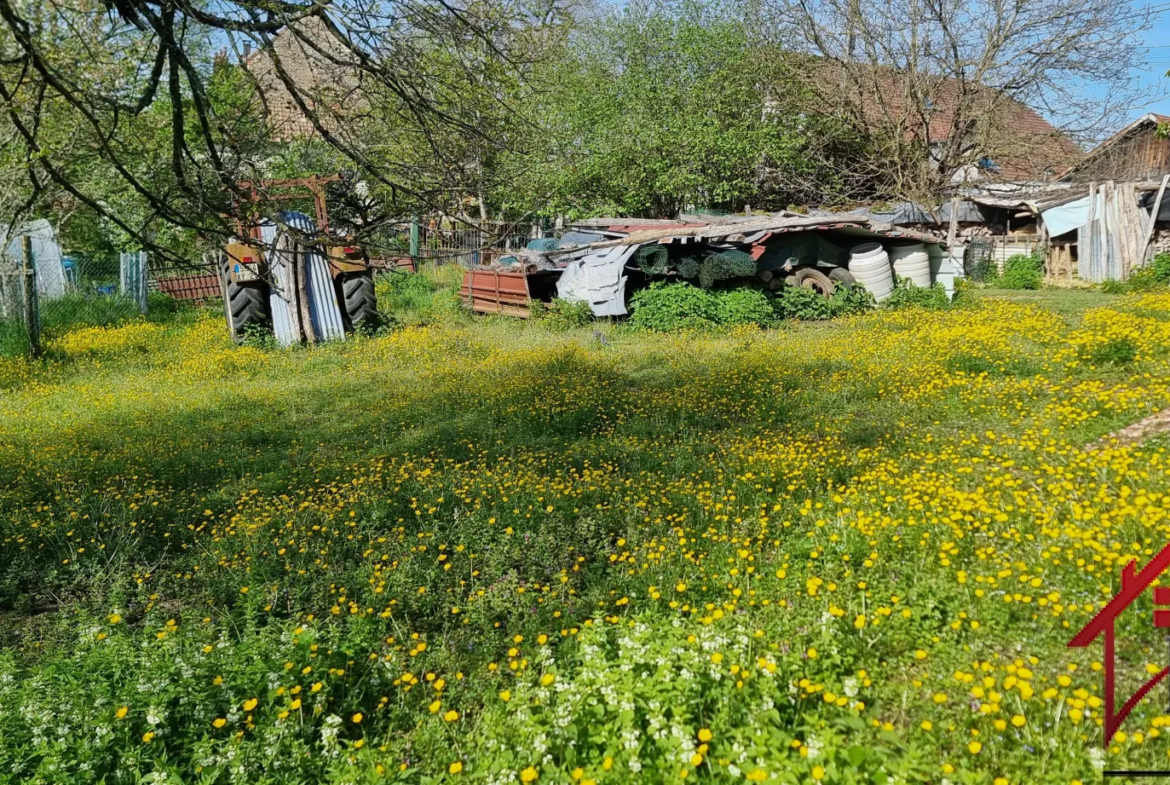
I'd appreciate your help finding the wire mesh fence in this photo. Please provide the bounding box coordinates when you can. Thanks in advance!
[0,217,550,358]
[415,220,542,267]
[0,242,155,357]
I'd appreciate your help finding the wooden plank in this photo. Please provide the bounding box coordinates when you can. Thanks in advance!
[1141,174,1170,266]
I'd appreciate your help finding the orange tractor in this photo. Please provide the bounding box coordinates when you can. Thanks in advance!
[220,174,377,341]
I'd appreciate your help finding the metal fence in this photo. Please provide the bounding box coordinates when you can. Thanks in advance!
[0,217,547,357]
[1,243,153,357]
[414,220,542,267]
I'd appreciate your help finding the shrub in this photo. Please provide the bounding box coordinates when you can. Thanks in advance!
[1152,252,1170,283]
[533,297,594,330]
[881,278,950,310]
[629,282,718,331]
[1125,266,1163,292]
[1106,253,1170,293]
[629,283,777,330]
[713,288,774,327]
[377,268,463,324]
[773,283,875,321]
[998,252,1043,290]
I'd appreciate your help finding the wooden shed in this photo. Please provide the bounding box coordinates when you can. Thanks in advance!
[1063,114,1170,184]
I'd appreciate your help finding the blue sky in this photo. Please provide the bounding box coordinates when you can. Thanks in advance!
[1129,4,1170,119]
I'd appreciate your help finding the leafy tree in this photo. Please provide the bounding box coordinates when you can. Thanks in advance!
[497,0,868,219]
[0,0,567,262]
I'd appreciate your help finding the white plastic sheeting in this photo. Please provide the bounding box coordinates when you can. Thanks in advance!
[1041,194,1104,239]
[119,251,148,313]
[4,219,67,300]
[261,212,346,347]
[556,245,637,316]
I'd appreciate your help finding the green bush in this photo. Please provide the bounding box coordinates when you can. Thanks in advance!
[629,282,776,331]
[998,252,1043,290]
[773,283,875,321]
[376,268,464,325]
[1109,253,1170,293]
[629,282,718,331]
[1125,266,1163,292]
[533,297,594,330]
[881,278,950,311]
[1152,252,1170,283]
[713,288,774,327]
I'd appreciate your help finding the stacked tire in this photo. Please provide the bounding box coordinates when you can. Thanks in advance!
[848,243,895,302]
[889,242,932,287]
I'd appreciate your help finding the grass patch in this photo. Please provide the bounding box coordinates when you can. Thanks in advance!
[1,289,1169,783]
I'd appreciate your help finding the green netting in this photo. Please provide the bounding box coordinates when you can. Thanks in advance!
[673,250,757,287]
[634,244,669,276]
[699,249,756,288]
[676,256,702,280]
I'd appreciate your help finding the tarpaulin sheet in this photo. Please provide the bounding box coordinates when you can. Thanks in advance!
[556,245,636,317]
[4,219,67,300]
[1041,194,1104,238]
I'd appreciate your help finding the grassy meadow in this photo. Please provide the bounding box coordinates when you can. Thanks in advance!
[3,273,1170,784]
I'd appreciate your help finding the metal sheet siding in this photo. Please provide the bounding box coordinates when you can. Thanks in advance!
[260,221,298,347]
[281,211,346,342]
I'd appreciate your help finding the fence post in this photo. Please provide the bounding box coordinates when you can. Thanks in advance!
[409,217,419,263]
[20,234,40,358]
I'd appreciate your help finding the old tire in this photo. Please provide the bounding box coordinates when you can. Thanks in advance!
[341,272,378,331]
[220,257,270,340]
[828,267,856,289]
[795,267,836,297]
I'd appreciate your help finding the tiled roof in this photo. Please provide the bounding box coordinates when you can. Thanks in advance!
[805,63,1083,182]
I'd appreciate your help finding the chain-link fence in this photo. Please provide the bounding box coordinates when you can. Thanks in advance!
[0,227,152,357]
[0,217,549,357]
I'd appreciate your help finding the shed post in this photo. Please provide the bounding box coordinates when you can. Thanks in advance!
[20,233,40,358]
[409,217,420,263]
[945,196,960,248]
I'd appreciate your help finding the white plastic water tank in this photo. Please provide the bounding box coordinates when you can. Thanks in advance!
[889,242,931,287]
[927,244,944,282]
[848,243,894,302]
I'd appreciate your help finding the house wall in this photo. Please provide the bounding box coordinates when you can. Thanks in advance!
[244,19,361,141]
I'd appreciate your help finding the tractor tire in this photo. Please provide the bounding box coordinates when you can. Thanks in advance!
[828,267,856,289]
[340,272,378,332]
[220,257,270,340]
[795,267,836,297]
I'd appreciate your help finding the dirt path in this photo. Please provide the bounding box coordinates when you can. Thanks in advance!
[1086,408,1170,452]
